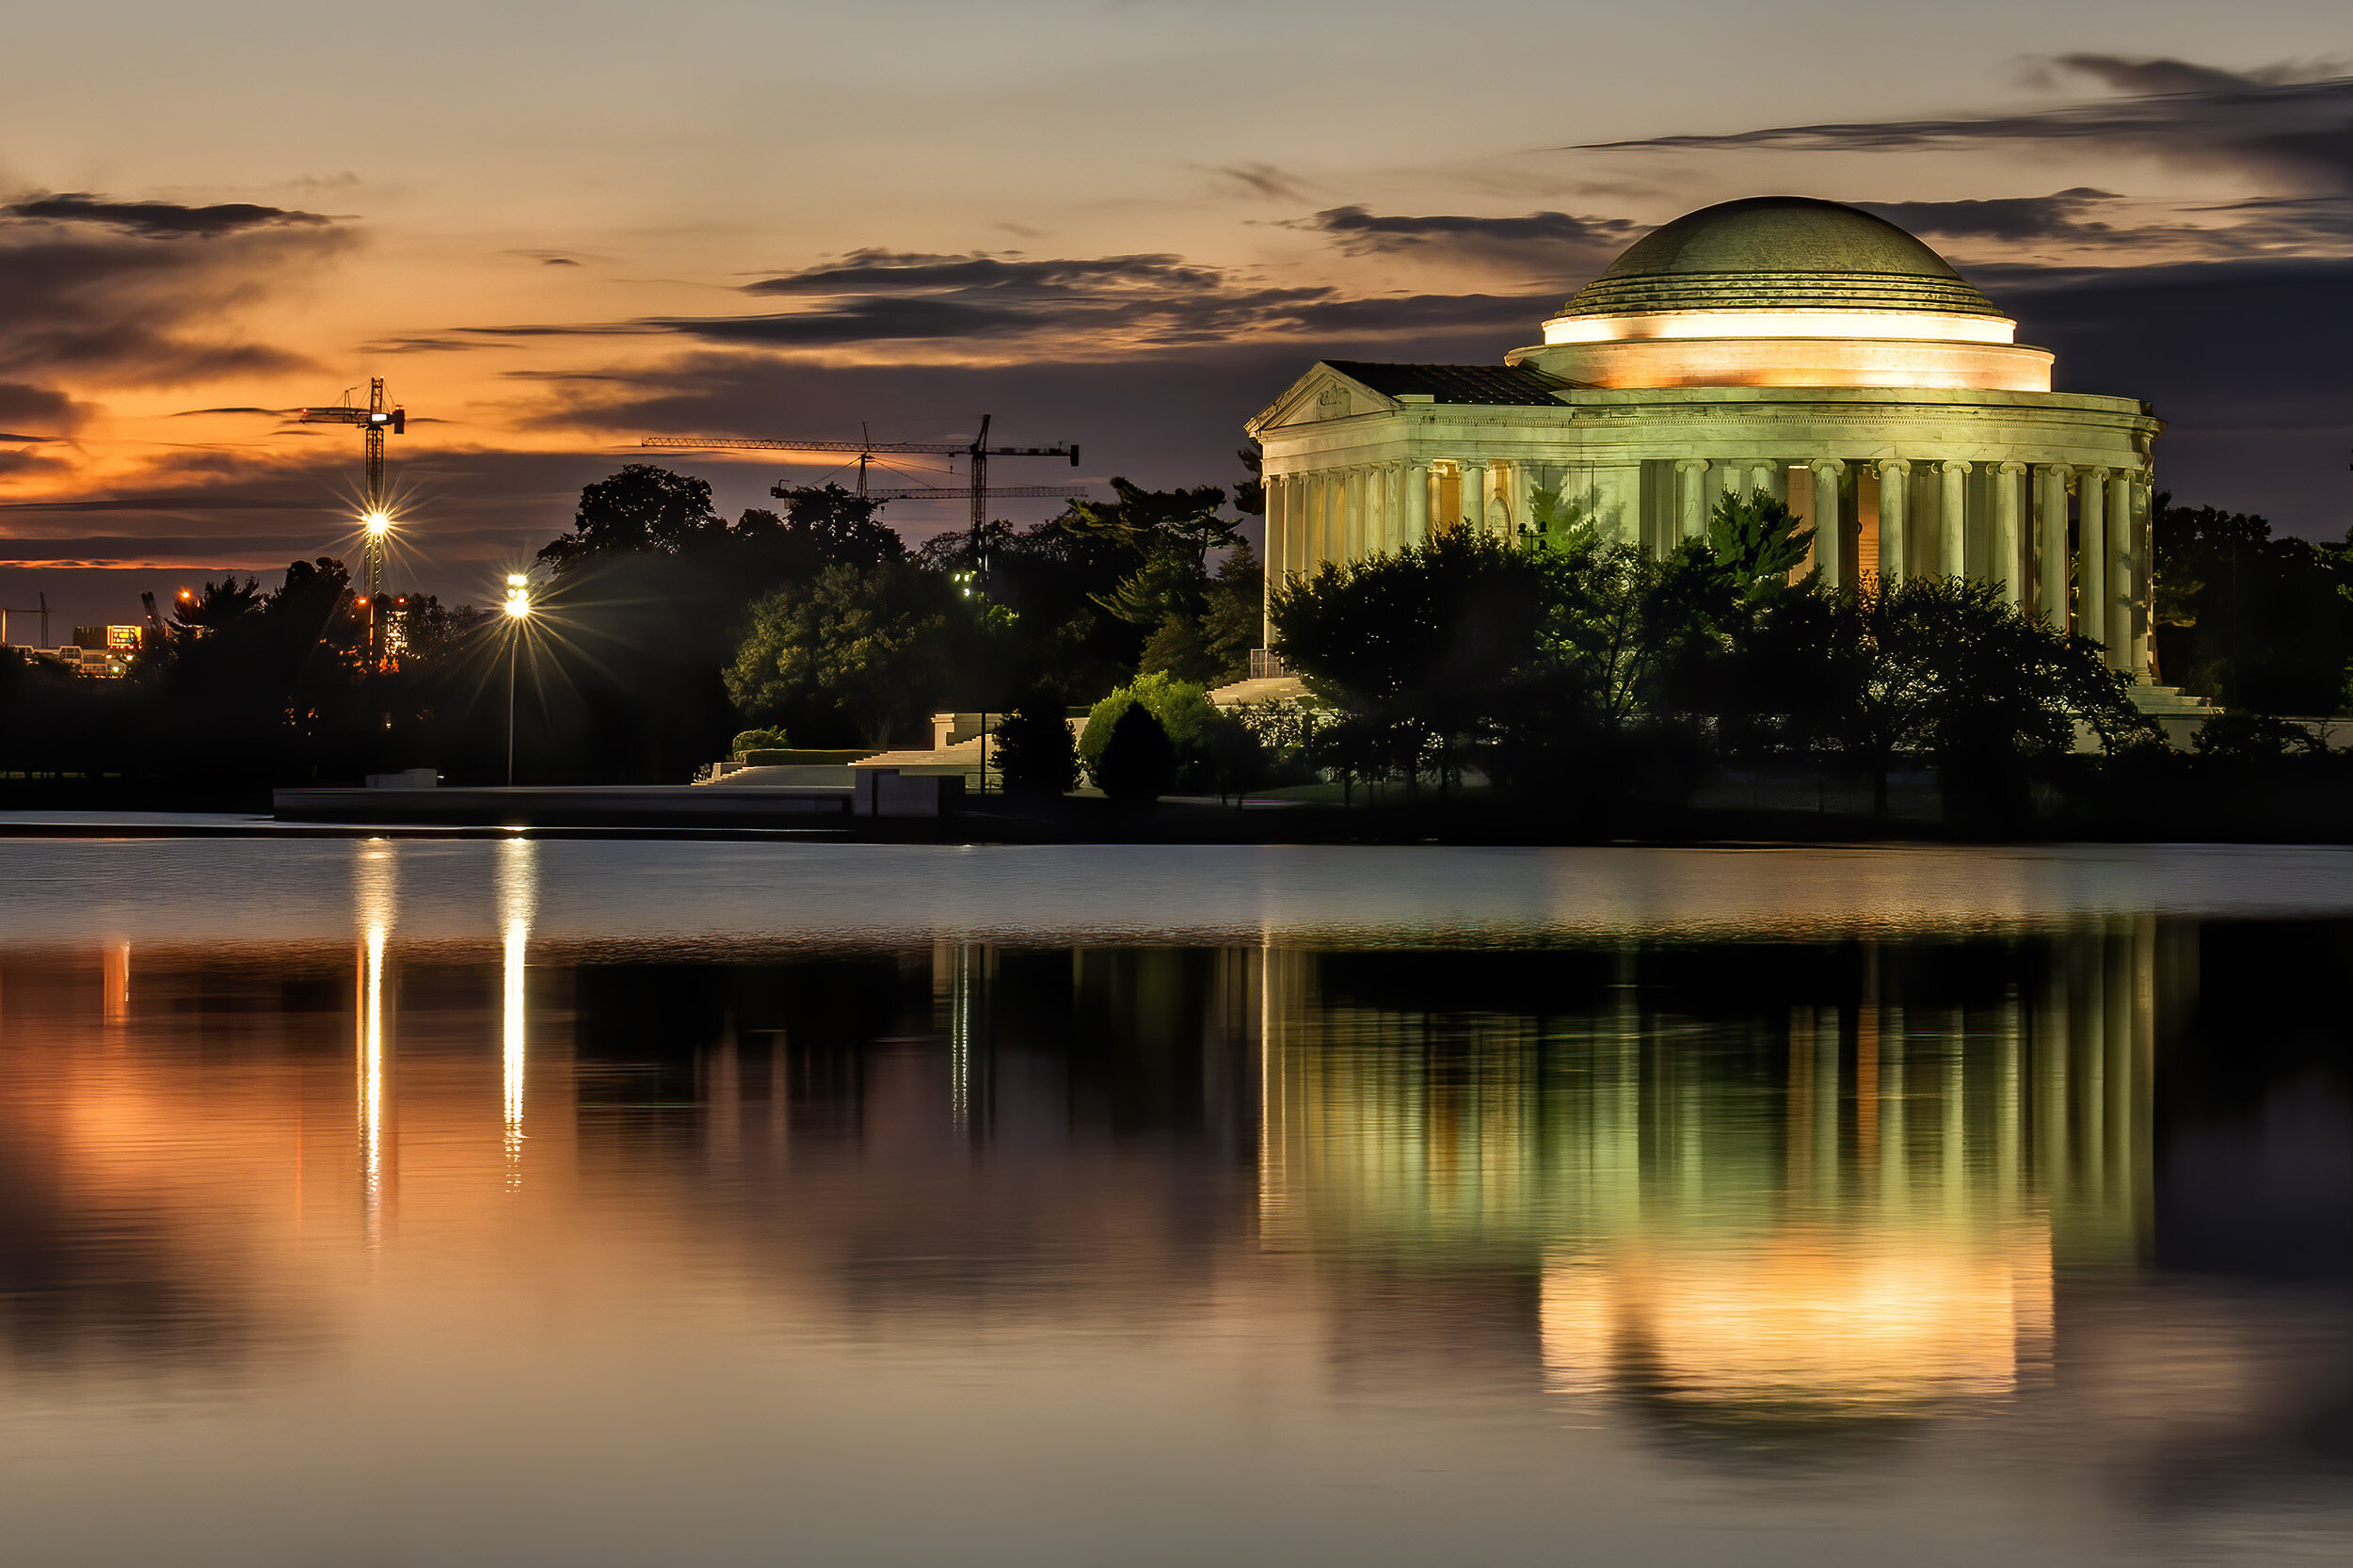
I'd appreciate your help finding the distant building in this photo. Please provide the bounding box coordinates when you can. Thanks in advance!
[1250,196,2162,681]
[72,624,145,654]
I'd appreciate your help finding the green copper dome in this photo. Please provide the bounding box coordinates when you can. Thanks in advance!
[1556,196,2006,321]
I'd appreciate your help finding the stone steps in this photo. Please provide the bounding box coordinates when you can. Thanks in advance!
[2129,683,2220,717]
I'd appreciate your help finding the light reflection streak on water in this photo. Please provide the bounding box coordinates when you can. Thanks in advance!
[947,943,975,1133]
[497,837,536,1184]
[354,841,397,1247]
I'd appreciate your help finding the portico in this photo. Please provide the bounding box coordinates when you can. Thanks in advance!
[1248,197,2164,678]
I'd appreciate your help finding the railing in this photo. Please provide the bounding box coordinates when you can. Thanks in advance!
[1248,648,1290,680]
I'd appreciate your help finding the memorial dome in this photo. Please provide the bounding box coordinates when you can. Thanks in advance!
[1514,196,2049,391]
[1554,196,2005,323]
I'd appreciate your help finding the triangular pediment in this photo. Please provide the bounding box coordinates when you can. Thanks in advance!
[1249,363,1393,434]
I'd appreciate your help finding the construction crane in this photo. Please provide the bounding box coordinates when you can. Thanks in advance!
[297,377,407,600]
[0,591,51,649]
[642,415,1080,536]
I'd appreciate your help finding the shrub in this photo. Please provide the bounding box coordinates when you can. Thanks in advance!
[1080,671,1217,784]
[2192,711,2322,760]
[994,697,1079,796]
[731,726,790,755]
[1094,704,1177,804]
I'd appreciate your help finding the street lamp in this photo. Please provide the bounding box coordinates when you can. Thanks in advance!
[503,573,533,786]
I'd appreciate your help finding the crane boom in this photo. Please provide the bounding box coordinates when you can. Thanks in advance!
[296,376,408,620]
[774,484,1076,504]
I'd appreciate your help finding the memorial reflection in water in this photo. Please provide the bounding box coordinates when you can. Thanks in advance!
[1256,928,2168,1427]
[4,837,2347,1566]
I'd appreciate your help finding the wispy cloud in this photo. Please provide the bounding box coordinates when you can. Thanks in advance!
[1575,60,2353,189]
[1204,162,1315,201]
[1856,188,2121,242]
[443,246,1545,357]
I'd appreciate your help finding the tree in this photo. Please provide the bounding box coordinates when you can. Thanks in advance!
[741,485,909,576]
[1140,536,1263,686]
[1094,703,1177,804]
[537,464,724,572]
[1079,671,1221,785]
[1704,489,1816,596]
[2153,495,2353,712]
[726,560,960,748]
[1272,531,1573,790]
[994,694,1078,796]
[1764,575,2147,818]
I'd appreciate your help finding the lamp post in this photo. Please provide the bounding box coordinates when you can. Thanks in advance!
[502,574,532,786]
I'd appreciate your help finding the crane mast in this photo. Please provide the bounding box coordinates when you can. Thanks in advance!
[296,376,408,607]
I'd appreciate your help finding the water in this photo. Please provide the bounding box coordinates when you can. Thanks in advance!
[3,838,2350,1566]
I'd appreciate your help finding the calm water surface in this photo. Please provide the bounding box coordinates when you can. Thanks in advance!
[3,840,2351,1566]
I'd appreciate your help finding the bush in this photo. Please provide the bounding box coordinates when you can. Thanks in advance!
[2192,711,2322,760]
[1094,704,1177,804]
[994,696,1078,796]
[1080,671,1218,785]
[731,726,790,755]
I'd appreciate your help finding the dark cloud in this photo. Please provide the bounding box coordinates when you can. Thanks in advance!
[0,379,92,434]
[2030,55,2303,97]
[1296,206,1642,273]
[2,191,332,239]
[744,250,1227,297]
[1303,205,1638,250]
[1858,187,2121,241]
[0,222,352,391]
[450,248,1545,354]
[0,433,62,444]
[1577,65,2353,190]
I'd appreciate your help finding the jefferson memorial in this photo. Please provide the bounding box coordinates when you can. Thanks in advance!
[1249,196,2161,679]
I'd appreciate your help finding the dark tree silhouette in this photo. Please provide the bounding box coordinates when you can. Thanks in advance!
[1094,703,1176,804]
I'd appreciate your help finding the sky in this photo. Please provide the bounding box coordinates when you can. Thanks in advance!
[4,0,2351,631]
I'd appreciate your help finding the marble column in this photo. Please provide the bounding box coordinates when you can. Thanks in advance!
[1993,461,2026,609]
[1271,472,1289,579]
[1878,458,1912,580]
[1459,460,1487,536]
[1260,475,1282,583]
[2129,475,2153,679]
[2037,465,2072,630]
[2109,473,2137,675]
[1812,458,1846,590]
[1404,459,1430,547]
[1347,466,1367,562]
[1938,460,1970,579]
[1271,471,1289,635]
[1748,460,1778,498]
[1291,472,1311,578]
[1676,459,1709,541]
[2079,467,2109,658]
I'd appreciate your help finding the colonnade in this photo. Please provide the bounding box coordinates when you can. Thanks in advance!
[1265,454,2151,676]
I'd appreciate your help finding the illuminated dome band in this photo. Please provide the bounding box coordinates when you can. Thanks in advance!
[1517,196,2051,391]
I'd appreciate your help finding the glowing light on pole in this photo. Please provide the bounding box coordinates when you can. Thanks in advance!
[503,574,533,787]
